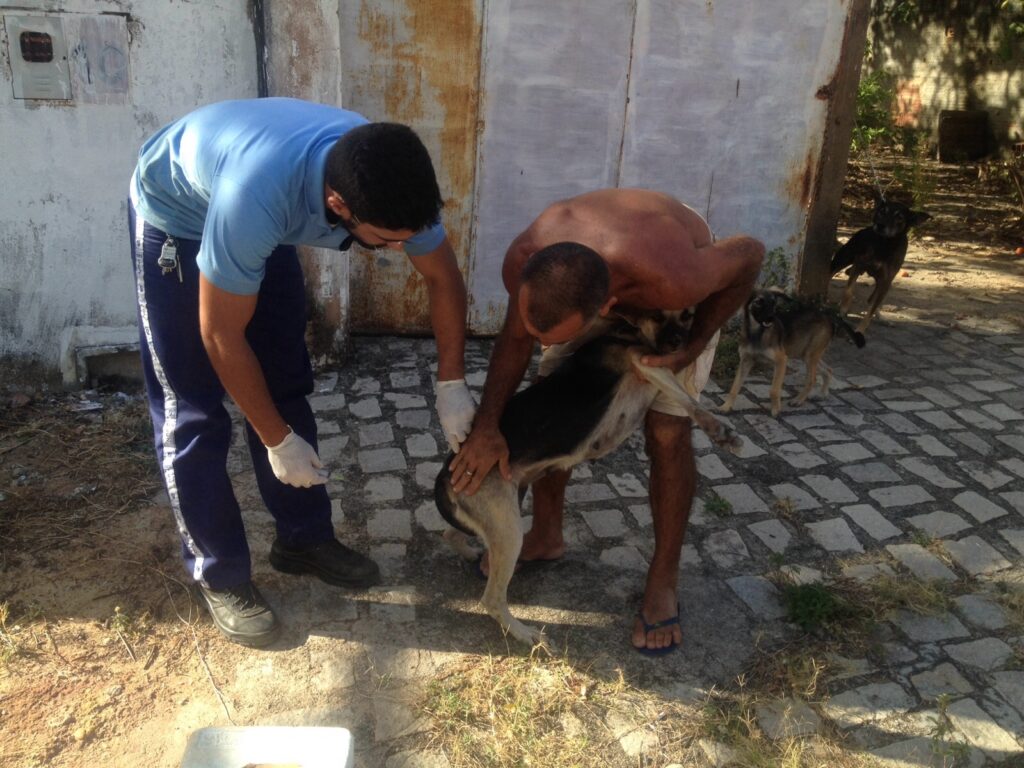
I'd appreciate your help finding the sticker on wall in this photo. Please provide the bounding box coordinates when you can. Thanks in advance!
[63,14,129,104]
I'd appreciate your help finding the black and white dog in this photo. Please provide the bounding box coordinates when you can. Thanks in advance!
[434,313,743,647]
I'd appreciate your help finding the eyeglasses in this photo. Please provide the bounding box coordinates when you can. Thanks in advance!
[347,210,409,244]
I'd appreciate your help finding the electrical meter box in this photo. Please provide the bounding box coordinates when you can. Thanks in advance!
[4,14,72,100]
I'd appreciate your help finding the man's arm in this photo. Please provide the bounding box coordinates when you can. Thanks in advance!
[199,275,327,487]
[199,275,289,445]
[642,235,764,371]
[408,236,466,381]
[408,237,475,453]
[447,237,536,495]
[448,303,534,494]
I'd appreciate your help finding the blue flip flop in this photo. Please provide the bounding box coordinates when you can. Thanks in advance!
[635,606,681,657]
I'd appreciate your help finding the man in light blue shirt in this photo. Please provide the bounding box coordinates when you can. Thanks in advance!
[129,98,475,646]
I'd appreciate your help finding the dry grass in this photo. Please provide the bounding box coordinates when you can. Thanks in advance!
[419,651,883,768]
[993,582,1024,630]
[0,394,161,558]
[698,688,875,768]
[755,570,962,669]
[772,497,798,523]
[911,533,958,568]
[827,552,962,618]
[421,653,702,767]
[0,601,32,666]
[743,645,831,703]
[860,573,956,617]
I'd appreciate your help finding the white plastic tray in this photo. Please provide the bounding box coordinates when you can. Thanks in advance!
[180,726,354,768]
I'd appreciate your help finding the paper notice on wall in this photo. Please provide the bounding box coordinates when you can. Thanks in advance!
[63,14,129,105]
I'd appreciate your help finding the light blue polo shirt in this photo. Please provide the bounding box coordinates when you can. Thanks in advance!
[130,98,447,295]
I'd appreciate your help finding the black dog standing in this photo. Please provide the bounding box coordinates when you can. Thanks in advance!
[830,190,930,333]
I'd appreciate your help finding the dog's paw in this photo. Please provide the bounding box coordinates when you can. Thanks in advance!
[713,425,744,454]
[506,619,548,650]
[725,431,744,455]
[701,418,744,455]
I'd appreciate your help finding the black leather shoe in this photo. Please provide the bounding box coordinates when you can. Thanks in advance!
[269,538,381,588]
[196,581,280,648]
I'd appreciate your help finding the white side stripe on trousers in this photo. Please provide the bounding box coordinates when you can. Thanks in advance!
[132,210,208,585]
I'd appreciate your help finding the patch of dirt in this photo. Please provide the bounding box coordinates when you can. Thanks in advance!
[0,392,210,767]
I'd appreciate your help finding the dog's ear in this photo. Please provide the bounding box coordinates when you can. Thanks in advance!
[908,210,931,227]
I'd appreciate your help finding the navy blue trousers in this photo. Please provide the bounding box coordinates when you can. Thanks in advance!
[129,201,333,589]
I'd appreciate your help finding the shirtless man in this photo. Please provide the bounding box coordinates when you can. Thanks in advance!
[450,189,764,654]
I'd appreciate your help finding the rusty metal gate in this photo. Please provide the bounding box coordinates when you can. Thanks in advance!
[338,0,482,334]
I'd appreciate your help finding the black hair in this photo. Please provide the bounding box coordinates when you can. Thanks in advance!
[325,123,442,231]
[520,242,610,332]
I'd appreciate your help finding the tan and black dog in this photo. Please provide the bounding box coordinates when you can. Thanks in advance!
[434,314,743,648]
[830,191,930,332]
[721,288,865,418]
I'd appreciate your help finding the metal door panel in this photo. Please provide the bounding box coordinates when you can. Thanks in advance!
[621,1,847,261]
[467,0,635,332]
[340,0,482,333]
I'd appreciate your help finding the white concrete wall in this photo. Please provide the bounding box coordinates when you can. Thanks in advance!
[0,0,257,366]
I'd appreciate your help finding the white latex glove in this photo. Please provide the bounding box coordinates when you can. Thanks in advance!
[266,429,329,488]
[435,379,477,453]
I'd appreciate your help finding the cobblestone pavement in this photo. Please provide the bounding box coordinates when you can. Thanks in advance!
[222,321,1024,767]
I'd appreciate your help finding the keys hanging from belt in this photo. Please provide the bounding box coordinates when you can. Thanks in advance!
[158,236,183,282]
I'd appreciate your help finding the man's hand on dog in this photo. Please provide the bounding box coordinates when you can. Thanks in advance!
[449,426,511,495]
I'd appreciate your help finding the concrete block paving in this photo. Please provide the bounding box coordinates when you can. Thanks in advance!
[288,324,1024,764]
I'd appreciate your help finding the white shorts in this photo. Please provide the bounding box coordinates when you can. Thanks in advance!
[537,319,719,418]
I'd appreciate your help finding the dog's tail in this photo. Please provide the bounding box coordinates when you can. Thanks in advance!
[836,317,866,348]
[434,455,475,535]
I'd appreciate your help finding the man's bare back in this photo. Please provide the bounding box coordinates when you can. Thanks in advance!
[503,189,720,317]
